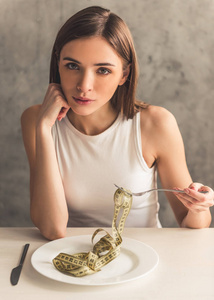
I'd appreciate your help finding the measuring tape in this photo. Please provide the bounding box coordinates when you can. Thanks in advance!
[53,187,132,277]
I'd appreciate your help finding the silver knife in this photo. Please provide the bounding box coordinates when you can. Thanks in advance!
[10,243,30,285]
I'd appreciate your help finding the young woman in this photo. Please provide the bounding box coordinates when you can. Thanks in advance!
[21,6,214,240]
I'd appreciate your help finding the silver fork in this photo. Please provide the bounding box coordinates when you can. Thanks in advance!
[114,184,208,197]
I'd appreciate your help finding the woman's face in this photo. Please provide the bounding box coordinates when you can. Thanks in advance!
[58,36,128,116]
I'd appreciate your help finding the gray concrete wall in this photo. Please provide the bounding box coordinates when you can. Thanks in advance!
[1,0,214,227]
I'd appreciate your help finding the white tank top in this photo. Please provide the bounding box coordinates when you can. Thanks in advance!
[52,112,161,228]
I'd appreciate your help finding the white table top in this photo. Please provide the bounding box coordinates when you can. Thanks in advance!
[1,227,214,300]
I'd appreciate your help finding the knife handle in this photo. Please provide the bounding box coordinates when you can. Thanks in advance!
[20,244,30,266]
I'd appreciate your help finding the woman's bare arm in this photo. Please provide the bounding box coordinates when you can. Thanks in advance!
[21,84,70,240]
[140,106,213,228]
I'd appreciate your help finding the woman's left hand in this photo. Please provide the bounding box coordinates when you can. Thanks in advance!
[174,182,214,213]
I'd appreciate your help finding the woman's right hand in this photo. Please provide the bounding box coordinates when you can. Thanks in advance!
[37,83,70,128]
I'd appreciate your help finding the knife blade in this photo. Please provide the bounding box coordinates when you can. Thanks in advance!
[10,243,29,285]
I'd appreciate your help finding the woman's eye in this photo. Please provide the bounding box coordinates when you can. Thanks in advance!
[65,63,79,70]
[97,68,111,75]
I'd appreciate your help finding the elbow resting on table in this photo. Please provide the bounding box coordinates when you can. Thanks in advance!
[40,227,67,241]
[31,213,68,240]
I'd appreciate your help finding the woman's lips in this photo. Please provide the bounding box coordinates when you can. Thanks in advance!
[72,96,94,105]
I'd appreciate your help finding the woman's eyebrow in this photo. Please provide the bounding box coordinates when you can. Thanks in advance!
[62,56,116,67]
[94,62,116,67]
[63,57,81,64]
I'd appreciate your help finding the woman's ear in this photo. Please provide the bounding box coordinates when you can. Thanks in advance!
[119,64,131,86]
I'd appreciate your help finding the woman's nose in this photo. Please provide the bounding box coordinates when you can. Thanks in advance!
[76,71,93,93]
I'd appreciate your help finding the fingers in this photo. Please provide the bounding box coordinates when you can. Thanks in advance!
[173,184,214,213]
[39,84,70,126]
[176,191,212,207]
[187,182,213,195]
[57,106,70,121]
[175,196,208,212]
[49,84,70,121]
[48,84,68,106]
[184,188,209,202]
[188,182,203,191]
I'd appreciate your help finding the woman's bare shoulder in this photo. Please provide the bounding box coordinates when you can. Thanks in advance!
[140,105,178,133]
[21,105,43,165]
[141,104,185,165]
[21,104,41,126]
[140,104,175,122]
[139,105,182,158]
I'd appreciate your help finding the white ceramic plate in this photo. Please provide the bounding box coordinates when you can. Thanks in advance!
[31,235,159,286]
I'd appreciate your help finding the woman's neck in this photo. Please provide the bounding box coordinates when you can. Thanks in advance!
[67,104,118,136]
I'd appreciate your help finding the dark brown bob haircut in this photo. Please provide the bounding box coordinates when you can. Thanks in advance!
[49,6,147,119]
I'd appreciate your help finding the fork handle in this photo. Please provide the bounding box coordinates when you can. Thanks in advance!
[156,189,185,193]
[132,189,208,196]
[161,189,208,194]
